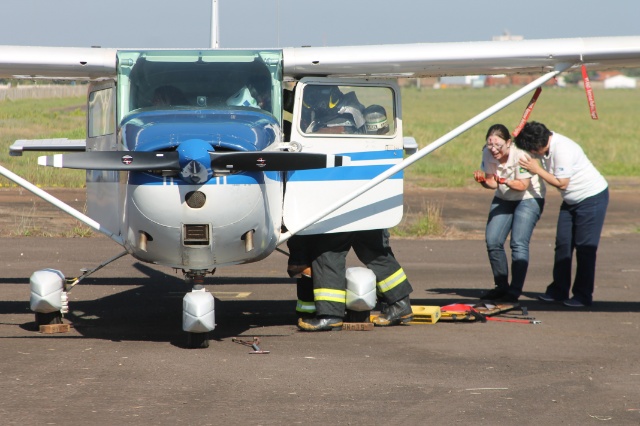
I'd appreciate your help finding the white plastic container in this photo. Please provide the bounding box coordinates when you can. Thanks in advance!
[182,286,216,332]
[345,267,377,311]
[29,268,65,313]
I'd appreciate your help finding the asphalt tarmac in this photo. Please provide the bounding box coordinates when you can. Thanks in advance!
[1,230,639,425]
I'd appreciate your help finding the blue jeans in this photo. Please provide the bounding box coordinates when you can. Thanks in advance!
[486,197,544,297]
[546,188,609,305]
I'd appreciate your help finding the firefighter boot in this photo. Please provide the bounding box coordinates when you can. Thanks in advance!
[297,315,343,332]
[372,296,413,326]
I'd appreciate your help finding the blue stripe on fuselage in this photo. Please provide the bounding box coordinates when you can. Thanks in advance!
[341,150,403,161]
[286,165,403,182]
[287,149,404,182]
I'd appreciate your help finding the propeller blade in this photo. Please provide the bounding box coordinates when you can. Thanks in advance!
[38,152,180,171]
[209,152,349,172]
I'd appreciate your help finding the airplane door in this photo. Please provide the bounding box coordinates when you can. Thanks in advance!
[86,80,122,236]
[283,78,404,234]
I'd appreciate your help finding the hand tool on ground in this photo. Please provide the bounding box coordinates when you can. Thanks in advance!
[231,337,270,354]
[485,317,541,325]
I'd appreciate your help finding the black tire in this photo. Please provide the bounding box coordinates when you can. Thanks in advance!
[35,311,63,327]
[186,332,210,349]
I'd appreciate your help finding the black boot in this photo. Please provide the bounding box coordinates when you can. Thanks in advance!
[479,287,508,301]
[372,296,413,326]
[297,315,343,331]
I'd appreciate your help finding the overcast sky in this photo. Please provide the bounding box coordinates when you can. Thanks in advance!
[1,0,638,49]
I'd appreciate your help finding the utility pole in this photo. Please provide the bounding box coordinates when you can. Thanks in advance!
[210,0,220,48]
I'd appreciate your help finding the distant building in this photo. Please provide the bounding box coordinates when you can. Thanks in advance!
[484,74,558,87]
[492,30,523,42]
[438,75,485,88]
[604,75,637,89]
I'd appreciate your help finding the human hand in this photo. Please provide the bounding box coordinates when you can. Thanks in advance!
[473,170,486,183]
[519,154,541,175]
[493,174,507,184]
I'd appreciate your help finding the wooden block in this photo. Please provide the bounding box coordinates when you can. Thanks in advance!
[342,322,374,331]
[39,323,70,334]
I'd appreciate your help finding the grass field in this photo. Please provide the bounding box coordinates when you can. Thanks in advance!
[402,85,640,187]
[0,97,86,187]
[1,87,639,188]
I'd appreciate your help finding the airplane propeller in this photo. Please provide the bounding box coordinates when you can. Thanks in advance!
[38,151,347,171]
[38,144,349,183]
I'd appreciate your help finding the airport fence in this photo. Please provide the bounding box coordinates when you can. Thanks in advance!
[0,84,86,101]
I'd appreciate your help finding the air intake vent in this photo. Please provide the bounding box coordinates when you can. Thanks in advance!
[185,191,206,208]
[183,224,210,246]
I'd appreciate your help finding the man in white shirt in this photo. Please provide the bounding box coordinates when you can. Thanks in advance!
[516,121,609,307]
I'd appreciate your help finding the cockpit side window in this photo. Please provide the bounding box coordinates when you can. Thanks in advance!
[300,85,396,136]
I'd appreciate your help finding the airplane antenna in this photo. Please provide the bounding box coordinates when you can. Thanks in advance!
[210,0,220,48]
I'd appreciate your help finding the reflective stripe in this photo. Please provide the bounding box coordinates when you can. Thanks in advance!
[314,288,346,303]
[296,300,316,313]
[377,268,407,293]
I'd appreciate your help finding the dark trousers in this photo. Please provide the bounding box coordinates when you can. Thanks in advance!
[351,229,413,305]
[546,188,609,305]
[310,230,413,317]
[310,233,352,317]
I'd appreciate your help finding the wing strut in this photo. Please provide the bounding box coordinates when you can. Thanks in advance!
[278,63,572,245]
[0,164,125,246]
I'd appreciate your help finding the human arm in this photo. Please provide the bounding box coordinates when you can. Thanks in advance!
[502,177,530,192]
[519,155,570,190]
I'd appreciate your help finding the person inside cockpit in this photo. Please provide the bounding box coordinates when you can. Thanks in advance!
[301,85,366,134]
[152,85,187,107]
[363,104,390,135]
[226,77,271,112]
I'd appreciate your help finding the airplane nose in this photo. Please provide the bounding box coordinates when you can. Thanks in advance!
[177,139,213,184]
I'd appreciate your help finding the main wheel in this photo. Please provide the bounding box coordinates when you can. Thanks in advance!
[35,311,63,327]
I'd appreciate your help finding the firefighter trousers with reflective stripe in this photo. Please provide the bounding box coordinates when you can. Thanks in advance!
[351,229,413,305]
[295,275,316,316]
[309,230,413,317]
[310,232,352,318]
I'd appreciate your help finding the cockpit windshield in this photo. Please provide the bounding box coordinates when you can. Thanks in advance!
[116,49,283,123]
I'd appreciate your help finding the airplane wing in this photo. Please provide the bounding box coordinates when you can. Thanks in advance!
[10,139,86,156]
[0,46,117,79]
[1,36,639,80]
[281,36,640,78]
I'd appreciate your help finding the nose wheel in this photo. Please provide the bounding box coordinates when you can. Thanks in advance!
[182,270,216,349]
[187,331,210,349]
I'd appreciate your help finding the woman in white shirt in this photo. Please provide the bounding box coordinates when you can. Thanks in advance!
[473,124,546,303]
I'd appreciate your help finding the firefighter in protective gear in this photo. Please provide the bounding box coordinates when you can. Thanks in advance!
[301,85,366,134]
[364,104,390,135]
[295,229,414,331]
[292,90,413,331]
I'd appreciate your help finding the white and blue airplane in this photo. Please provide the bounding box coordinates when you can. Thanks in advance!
[1,33,639,347]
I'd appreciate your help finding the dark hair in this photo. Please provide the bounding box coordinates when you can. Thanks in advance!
[153,85,187,106]
[485,124,511,142]
[514,121,552,152]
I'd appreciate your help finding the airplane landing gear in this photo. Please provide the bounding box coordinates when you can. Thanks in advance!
[29,269,68,329]
[29,251,128,330]
[35,311,63,327]
[182,270,216,349]
[186,331,210,349]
